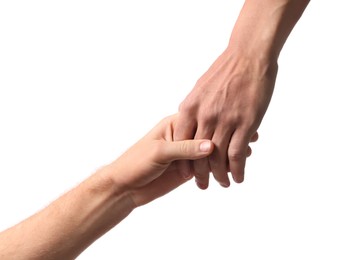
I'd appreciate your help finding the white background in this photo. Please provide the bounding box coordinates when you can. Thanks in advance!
[1,1,337,259]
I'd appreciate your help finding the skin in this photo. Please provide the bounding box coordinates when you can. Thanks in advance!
[0,0,310,257]
[0,115,257,260]
[174,0,310,189]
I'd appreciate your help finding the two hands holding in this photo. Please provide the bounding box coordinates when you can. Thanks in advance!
[117,43,278,205]
[0,0,311,257]
[0,50,273,260]
[0,113,260,260]
[112,112,259,208]
[0,46,275,260]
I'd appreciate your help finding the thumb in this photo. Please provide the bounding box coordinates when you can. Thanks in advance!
[161,140,214,162]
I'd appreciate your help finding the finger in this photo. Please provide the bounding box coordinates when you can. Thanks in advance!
[228,130,251,183]
[173,114,197,142]
[209,127,233,188]
[246,146,252,157]
[250,132,259,143]
[162,140,214,162]
[173,115,197,179]
[193,125,214,190]
[225,145,252,172]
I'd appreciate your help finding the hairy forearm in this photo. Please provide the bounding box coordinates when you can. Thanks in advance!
[229,0,310,61]
[0,169,135,260]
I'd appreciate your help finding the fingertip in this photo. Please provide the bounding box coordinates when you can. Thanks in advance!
[196,180,209,190]
[220,182,230,188]
[246,146,252,157]
[232,173,245,184]
[234,177,244,184]
[250,132,259,143]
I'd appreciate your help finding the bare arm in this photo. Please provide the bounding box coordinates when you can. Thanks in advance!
[0,175,135,260]
[229,0,310,60]
[0,115,214,260]
[175,0,310,189]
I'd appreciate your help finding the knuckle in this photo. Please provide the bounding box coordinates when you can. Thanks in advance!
[179,98,197,114]
[228,148,246,161]
[179,141,191,155]
[160,115,172,125]
[194,171,208,180]
[178,101,185,112]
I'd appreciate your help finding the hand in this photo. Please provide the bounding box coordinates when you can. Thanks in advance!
[174,48,277,189]
[107,114,214,206]
[0,114,213,260]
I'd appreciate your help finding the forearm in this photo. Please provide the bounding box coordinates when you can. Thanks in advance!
[0,169,135,260]
[228,0,310,61]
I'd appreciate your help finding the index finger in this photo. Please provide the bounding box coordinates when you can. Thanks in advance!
[173,113,197,179]
[173,112,197,141]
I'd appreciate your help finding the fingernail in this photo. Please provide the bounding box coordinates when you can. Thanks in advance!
[199,141,211,152]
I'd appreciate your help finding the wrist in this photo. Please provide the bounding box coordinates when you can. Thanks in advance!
[225,40,279,69]
[216,45,279,84]
[86,166,137,211]
[227,14,282,62]
[67,170,136,248]
[228,30,280,64]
